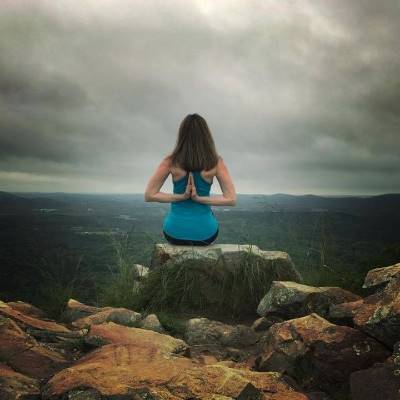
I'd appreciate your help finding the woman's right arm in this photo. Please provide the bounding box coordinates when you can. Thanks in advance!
[192,157,237,206]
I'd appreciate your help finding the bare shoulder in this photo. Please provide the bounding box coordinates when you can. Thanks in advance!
[216,155,228,172]
[164,153,183,178]
[162,153,173,166]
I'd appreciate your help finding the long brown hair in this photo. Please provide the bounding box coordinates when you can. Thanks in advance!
[169,113,219,171]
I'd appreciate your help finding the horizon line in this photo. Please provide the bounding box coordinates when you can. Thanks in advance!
[4,190,400,198]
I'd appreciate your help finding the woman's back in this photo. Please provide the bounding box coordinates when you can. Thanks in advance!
[145,113,236,243]
[163,168,219,240]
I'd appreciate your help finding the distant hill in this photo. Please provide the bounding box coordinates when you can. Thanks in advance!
[1,191,399,217]
[235,193,400,216]
[0,191,67,214]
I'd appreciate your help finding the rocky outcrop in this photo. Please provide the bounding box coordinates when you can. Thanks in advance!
[256,281,361,320]
[0,295,311,399]
[66,298,167,333]
[184,317,262,364]
[42,320,308,399]
[254,313,391,394]
[42,339,308,399]
[328,298,364,325]
[83,321,188,354]
[362,262,400,289]
[0,315,70,380]
[269,261,400,353]
[64,298,112,322]
[151,244,303,280]
[0,300,71,333]
[140,313,165,333]
[142,244,304,317]
[350,352,400,400]
[0,362,41,399]
[71,307,142,328]
[323,262,400,349]
[251,315,285,332]
[353,271,400,348]
[2,249,400,400]
[185,317,259,348]
[6,300,48,319]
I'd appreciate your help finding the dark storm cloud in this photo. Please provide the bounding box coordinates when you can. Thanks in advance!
[0,0,399,194]
[0,66,88,109]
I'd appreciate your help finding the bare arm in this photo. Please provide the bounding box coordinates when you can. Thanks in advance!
[192,157,237,206]
[144,156,190,203]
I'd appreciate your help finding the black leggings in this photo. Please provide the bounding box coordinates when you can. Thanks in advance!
[163,228,218,246]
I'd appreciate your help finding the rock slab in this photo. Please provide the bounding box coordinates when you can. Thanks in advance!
[151,244,302,281]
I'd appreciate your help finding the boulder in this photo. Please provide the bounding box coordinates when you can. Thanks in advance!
[42,326,309,400]
[65,298,113,322]
[0,362,41,399]
[251,316,284,332]
[150,244,302,282]
[350,354,400,400]
[254,313,391,395]
[139,313,165,333]
[362,262,400,290]
[0,316,70,380]
[256,281,360,319]
[71,307,142,328]
[143,244,303,317]
[184,317,263,364]
[328,298,364,325]
[0,300,70,333]
[185,317,259,349]
[353,272,400,348]
[83,321,188,355]
[6,300,48,319]
[320,262,400,348]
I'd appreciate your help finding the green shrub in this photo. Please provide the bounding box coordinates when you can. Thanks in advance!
[32,247,96,321]
[97,233,142,310]
[134,246,291,318]
[156,310,187,336]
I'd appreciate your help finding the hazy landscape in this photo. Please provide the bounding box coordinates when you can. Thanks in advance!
[1,190,399,313]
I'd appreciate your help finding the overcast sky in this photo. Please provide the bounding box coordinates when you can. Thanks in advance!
[0,0,399,195]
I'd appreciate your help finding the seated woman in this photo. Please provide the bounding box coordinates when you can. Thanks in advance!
[144,113,237,246]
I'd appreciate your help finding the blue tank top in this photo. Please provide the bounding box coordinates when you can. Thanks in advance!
[162,170,219,240]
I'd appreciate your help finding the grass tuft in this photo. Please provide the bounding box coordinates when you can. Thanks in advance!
[97,233,142,310]
[32,247,96,320]
[133,246,291,318]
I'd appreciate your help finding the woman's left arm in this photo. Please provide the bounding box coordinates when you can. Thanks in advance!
[144,156,187,203]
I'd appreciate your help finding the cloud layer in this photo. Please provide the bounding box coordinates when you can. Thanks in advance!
[1,0,399,195]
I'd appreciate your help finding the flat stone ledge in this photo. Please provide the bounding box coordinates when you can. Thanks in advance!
[152,243,291,264]
[150,243,303,283]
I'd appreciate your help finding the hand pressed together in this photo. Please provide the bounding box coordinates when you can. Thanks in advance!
[181,172,202,202]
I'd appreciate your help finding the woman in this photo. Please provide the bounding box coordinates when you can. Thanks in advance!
[144,113,236,246]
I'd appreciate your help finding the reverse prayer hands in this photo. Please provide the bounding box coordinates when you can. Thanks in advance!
[189,172,202,203]
[180,172,203,202]
[182,173,192,200]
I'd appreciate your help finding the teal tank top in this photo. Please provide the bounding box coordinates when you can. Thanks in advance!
[163,170,219,240]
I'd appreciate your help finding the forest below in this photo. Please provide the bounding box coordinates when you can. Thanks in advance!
[0,191,399,312]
